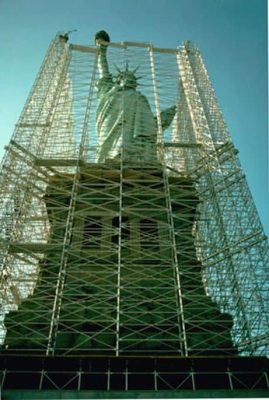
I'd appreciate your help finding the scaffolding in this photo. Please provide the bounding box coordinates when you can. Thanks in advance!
[0,34,268,365]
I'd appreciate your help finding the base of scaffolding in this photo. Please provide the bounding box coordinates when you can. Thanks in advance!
[1,355,268,397]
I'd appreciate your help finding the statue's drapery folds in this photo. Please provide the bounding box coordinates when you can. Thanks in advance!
[96,76,158,162]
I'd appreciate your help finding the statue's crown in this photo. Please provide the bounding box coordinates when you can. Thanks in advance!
[114,62,142,86]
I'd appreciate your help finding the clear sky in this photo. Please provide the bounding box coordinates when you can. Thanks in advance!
[0,0,268,236]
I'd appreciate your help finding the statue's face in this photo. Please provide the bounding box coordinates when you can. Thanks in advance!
[116,71,137,89]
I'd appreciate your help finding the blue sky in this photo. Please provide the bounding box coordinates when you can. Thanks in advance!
[0,0,268,236]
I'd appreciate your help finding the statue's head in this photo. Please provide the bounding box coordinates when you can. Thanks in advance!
[115,64,140,89]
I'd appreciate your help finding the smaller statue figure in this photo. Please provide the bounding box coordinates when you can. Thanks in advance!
[95,30,176,163]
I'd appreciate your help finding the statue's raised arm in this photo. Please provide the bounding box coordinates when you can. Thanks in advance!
[95,30,111,79]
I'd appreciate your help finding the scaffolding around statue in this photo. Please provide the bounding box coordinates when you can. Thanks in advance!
[0,33,268,370]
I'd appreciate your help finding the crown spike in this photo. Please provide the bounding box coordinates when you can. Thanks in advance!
[132,66,139,75]
[114,64,122,73]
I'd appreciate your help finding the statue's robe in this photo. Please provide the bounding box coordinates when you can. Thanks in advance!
[96,76,157,163]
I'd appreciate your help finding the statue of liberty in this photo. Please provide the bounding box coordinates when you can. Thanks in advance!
[95,30,176,163]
